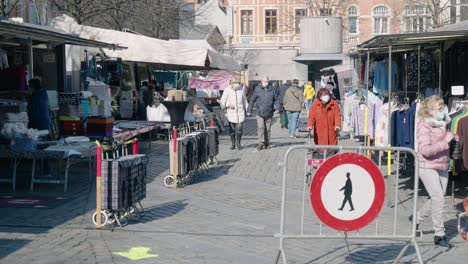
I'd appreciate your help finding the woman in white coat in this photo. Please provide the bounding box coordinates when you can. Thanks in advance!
[220,77,248,150]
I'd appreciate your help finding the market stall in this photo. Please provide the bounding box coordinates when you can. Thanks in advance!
[0,19,125,191]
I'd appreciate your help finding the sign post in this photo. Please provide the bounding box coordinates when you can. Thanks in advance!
[310,152,385,231]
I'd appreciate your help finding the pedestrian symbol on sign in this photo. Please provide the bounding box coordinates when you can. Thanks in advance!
[338,173,354,211]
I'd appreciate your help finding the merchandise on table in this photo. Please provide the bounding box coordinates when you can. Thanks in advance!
[86,117,114,137]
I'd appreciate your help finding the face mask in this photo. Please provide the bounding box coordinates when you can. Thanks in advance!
[262,82,269,87]
[436,111,445,121]
[233,84,241,89]
[321,95,331,103]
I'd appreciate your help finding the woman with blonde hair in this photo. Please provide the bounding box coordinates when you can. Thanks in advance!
[416,95,454,247]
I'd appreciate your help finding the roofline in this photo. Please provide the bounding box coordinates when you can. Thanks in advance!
[358,30,468,49]
[0,20,126,50]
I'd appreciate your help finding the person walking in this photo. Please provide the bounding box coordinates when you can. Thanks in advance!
[277,80,291,129]
[220,77,247,150]
[303,81,315,110]
[247,76,277,151]
[306,88,341,145]
[415,95,454,247]
[138,81,151,120]
[283,79,304,138]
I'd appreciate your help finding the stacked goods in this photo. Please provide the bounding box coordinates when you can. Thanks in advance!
[86,117,114,137]
[0,100,28,129]
[88,80,112,117]
[59,92,84,136]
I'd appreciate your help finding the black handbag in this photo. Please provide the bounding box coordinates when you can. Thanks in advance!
[450,140,463,160]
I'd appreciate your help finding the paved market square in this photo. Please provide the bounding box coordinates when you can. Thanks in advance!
[0,116,466,264]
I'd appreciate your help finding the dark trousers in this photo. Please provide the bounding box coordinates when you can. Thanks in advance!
[229,122,243,136]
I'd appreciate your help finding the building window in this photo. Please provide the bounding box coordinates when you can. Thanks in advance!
[404,5,431,33]
[241,10,253,35]
[319,8,333,16]
[373,6,389,34]
[265,9,277,34]
[348,6,358,34]
[295,9,307,34]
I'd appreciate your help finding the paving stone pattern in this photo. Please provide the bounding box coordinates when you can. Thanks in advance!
[0,113,466,264]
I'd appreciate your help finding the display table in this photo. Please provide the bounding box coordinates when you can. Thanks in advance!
[0,142,96,192]
[113,121,164,143]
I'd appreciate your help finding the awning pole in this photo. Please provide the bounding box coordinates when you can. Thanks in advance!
[418,45,421,94]
[387,45,392,177]
[365,49,370,89]
[439,41,443,96]
[28,38,33,80]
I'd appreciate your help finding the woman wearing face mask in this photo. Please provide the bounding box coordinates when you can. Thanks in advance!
[415,95,454,247]
[306,88,341,145]
[220,77,248,150]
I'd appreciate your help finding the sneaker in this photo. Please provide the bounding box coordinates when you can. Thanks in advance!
[434,236,453,248]
[289,135,296,138]
[257,144,264,151]
[265,143,272,149]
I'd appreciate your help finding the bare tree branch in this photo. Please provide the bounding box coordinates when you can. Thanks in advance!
[0,0,20,17]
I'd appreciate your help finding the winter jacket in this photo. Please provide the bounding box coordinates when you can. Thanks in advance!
[307,99,341,145]
[28,89,51,131]
[220,85,247,124]
[283,85,304,112]
[416,117,451,170]
[303,84,315,100]
[247,84,277,118]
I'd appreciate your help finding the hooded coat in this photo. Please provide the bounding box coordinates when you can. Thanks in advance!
[220,85,247,124]
[416,116,451,170]
[307,99,341,145]
[283,85,304,112]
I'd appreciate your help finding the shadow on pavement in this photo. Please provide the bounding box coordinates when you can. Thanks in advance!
[344,244,416,263]
[137,200,188,223]
[0,239,32,261]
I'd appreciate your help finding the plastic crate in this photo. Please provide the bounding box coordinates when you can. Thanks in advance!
[11,137,37,151]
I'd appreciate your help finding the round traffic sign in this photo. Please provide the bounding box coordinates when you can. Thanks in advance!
[310,153,385,231]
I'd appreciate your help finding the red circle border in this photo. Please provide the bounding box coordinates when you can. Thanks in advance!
[310,153,385,232]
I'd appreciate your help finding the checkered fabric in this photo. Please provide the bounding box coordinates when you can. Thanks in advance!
[101,154,148,210]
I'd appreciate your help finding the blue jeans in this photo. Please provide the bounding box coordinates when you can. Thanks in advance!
[305,99,313,110]
[286,111,300,137]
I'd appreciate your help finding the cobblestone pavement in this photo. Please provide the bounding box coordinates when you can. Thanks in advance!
[0,113,467,264]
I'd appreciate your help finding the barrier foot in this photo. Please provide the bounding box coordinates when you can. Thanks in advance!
[413,239,424,264]
[392,239,419,264]
[274,249,287,264]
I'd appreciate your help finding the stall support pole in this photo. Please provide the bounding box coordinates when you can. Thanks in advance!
[95,143,102,228]
[28,38,33,80]
[365,49,370,89]
[387,45,393,177]
[439,42,443,96]
[172,128,178,190]
[418,45,421,93]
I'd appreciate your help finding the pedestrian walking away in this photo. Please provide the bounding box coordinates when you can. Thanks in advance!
[277,80,291,129]
[303,81,315,111]
[220,77,248,150]
[283,79,304,138]
[306,88,341,146]
[415,95,455,248]
[247,76,278,151]
[338,173,354,211]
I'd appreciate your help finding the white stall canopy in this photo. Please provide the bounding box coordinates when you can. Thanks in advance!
[49,15,241,71]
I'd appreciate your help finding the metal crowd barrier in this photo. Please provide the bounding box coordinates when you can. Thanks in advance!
[275,145,423,264]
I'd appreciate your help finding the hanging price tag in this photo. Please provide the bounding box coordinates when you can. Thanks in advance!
[451,86,464,96]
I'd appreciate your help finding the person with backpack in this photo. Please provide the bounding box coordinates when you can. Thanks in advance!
[283,79,304,138]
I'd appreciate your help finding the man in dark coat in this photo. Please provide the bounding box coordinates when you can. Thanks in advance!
[338,173,354,211]
[247,76,278,151]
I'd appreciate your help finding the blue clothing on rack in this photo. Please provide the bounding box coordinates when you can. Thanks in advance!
[390,103,417,148]
[373,61,397,97]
